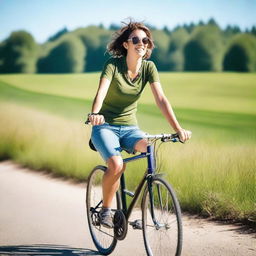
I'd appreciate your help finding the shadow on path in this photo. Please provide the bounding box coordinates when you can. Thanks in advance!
[0,244,100,255]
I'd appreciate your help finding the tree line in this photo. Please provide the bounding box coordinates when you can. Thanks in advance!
[0,19,256,73]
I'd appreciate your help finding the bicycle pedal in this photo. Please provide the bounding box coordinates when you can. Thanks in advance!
[129,219,142,230]
[123,189,134,197]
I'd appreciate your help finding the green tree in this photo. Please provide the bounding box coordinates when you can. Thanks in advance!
[251,26,256,36]
[0,43,4,69]
[168,28,189,71]
[74,26,111,71]
[151,29,171,70]
[207,18,219,27]
[183,22,196,33]
[48,27,68,42]
[0,31,38,73]
[163,25,171,35]
[223,33,256,72]
[109,23,121,31]
[184,25,223,71]
[37,36,86,73]
[198,20,205,26]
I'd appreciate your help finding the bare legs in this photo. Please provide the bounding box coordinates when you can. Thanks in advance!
[102,139,147,208]
[102,156,124,207]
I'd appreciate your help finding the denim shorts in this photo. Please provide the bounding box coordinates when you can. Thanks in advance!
[91,123,146,162]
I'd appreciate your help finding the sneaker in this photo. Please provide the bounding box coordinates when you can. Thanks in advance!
[99,208,113,229]
[130,219,142,230]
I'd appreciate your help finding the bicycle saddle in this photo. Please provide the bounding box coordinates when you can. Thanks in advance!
[89,139,97,151]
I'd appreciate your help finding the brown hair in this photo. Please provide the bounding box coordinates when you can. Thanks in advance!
[107,20,155,59]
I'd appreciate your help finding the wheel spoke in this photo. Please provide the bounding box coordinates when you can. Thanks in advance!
[94,226,115,238]
[156,184,163,211]
[86,166,118,254]
[142,177,183,256]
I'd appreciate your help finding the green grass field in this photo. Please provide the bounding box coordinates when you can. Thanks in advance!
[0,73,255,223]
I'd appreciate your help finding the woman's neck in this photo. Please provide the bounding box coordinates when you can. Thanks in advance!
[126,54,142,74]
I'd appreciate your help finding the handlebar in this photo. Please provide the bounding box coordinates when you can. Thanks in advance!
[146,131,192,143]
[85,119,192,144]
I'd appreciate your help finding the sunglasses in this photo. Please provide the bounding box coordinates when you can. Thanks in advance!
[127,36,150,45]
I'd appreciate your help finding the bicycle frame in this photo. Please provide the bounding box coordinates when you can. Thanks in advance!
[120,143,157,220]
[87,130,186,255]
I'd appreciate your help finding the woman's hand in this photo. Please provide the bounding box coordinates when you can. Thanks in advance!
[89,114,105,126]
[176,128,192,143]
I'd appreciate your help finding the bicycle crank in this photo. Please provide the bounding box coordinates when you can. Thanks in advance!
[113,210,128,240]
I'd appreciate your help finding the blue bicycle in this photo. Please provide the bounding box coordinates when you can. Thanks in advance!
[86,132,187,256]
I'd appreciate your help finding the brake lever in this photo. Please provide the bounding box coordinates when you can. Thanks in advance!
[172,137,184,143]
[161,133,184,143]
[85,119,91,125]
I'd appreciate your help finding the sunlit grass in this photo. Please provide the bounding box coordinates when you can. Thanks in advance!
[1,72,255,114]
[161,142,256,221]
[0,72,255,223]
[0,103,103,180]
[0,102,255,222]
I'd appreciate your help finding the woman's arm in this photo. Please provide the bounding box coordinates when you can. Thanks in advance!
[89,77,111,125]
[150,82,190,142]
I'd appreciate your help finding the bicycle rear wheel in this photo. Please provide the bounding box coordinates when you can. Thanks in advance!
[86,165,121,255]
[142,176,183,256]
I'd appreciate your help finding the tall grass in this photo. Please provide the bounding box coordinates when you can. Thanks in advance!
[0,72,255,223]
[161,142,256,222]
[0,103,102,179]
[0,102,255,222]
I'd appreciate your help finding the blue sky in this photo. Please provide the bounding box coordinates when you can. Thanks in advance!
[0,0,255,43]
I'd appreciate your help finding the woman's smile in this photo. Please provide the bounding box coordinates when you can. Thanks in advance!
[135,47,145,55]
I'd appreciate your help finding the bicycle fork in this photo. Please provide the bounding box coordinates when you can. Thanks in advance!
[147,176,166,230]
[146,144,165,230]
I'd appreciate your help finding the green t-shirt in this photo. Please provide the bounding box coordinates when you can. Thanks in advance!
[99,57,160,125]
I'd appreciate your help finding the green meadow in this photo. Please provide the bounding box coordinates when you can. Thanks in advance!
[0,73,255,223]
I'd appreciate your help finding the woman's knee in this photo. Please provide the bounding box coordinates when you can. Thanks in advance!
[134,139,147,153]
[107,156,124,175]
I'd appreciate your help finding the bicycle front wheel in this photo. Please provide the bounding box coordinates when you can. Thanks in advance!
[86,165,120,255]
[142,176,183,256]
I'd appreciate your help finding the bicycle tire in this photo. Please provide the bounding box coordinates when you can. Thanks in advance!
[86,165,121,255]
[141,176,183,256]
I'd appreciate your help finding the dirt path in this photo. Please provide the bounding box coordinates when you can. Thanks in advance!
[0,161,255,256]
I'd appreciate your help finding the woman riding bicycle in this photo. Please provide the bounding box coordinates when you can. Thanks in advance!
[88,20,191,228]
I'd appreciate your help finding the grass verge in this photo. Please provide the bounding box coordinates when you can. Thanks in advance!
[0,102,255,224]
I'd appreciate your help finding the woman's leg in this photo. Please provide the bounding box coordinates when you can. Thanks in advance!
[91,124,124,207]
[120,126,147,154]
[91,124,126,227]
[102,155,125,208]
[134,139,148,153]
[100,156,126,228]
